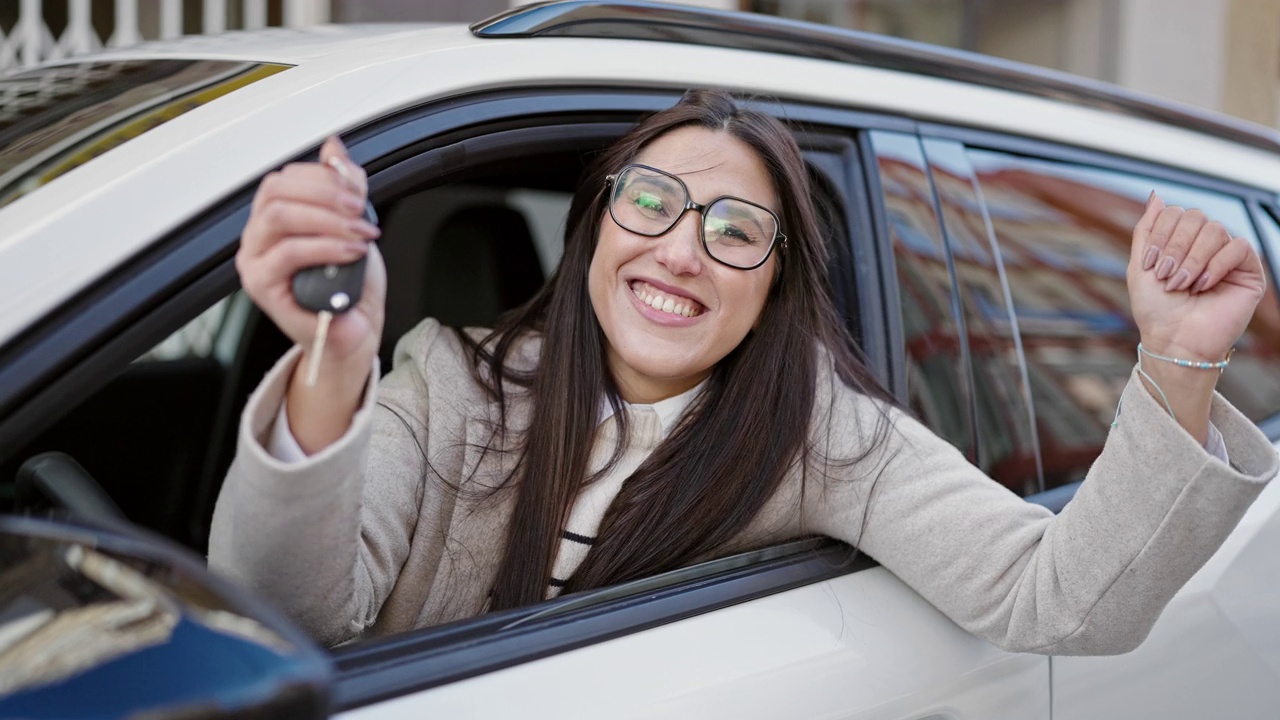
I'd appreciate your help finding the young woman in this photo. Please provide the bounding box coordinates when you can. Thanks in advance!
[210,91,1277,651]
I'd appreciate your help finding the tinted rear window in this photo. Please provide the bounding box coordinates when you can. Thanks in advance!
[0,59,289,209]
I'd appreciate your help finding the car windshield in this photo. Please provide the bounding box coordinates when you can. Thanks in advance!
[0,59,289,210]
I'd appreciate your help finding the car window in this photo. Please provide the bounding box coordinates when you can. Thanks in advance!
[870,131,975,462]
[966,149,1280,489]
[0,60,289,210]
[922,139,1041,496]
[1,96,879,702]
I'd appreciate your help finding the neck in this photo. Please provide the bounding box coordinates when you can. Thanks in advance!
[610,363,708,405]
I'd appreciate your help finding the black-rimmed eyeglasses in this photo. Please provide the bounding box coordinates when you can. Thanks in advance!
[604,164,787,270]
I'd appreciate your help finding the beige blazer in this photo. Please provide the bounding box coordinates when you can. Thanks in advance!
[209,319,1278,652]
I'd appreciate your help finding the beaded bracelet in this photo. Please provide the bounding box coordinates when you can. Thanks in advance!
[1137,343,1234,372]
[1120,344,1235,426]
[1111,343,1228,425]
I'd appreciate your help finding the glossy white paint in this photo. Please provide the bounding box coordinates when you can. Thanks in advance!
[338,568,1049,720]
[1053,444,1280,720]
[3,24,1280,350]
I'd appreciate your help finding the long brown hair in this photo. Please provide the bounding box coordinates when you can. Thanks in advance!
[466,90,895,611]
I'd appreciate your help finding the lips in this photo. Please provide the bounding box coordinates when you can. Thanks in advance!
[628,280,705,318]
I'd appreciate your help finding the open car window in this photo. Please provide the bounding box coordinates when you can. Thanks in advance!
[0,91,886,709]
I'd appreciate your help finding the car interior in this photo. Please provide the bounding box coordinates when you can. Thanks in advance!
[0,140,853,569]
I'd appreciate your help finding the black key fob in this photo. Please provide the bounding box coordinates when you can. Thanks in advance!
[291,200,377,314]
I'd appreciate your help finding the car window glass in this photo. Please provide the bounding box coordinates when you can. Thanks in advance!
[0,60,289,210]
[923,139,1041,495]
[967,149,1280,489]
[870,131,974,461]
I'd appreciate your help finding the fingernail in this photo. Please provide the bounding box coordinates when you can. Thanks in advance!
[1143,246,1159,271]
[1156,256,1175,280]
[341,193,363,213]
[350,219,380,237]
[326,156,358,190]
[332,135,348,152]
[1145,190,1156,209]
[1193,274,1210,293]
[1166,269,1190,292]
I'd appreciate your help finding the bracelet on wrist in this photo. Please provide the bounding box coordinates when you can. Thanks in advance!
[1122,344,1234,426]
[1137,343,1234,372]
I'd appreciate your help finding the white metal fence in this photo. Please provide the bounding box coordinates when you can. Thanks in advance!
[1,0,331,73]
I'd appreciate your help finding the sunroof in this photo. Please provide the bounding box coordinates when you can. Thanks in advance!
[0,59,290,210]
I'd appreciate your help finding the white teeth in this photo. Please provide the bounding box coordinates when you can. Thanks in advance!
[631,282,701,318]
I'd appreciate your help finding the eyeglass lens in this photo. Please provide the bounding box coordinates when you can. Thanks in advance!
[610,166,778,268]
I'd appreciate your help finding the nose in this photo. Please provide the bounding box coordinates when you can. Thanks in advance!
[652,210,704,276]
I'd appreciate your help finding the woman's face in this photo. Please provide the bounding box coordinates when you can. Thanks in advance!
[588,126,781,404]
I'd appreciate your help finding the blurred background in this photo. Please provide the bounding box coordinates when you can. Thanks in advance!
[2,0,1278,128]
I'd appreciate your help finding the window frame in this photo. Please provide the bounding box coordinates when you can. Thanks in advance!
[0,86,911,706]
[867,123,1280,514]
[895,122,1280,502]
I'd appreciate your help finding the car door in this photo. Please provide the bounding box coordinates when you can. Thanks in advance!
[931,136,1280,720]
[0,87,1050,719]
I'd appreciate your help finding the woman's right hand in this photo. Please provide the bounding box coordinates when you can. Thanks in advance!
[236,136,387,452]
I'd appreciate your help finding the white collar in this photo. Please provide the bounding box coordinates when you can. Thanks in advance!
[598,379,707,438]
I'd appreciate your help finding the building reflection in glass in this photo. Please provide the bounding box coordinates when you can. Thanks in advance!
[923,140,1041,496]
[871,131,974,461]
[967,150,1280,489]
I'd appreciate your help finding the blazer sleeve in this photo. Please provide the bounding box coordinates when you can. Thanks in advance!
[208,319,467,646]
[805,365,1278,655]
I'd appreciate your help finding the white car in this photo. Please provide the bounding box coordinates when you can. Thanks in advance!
[0,2,1278,719]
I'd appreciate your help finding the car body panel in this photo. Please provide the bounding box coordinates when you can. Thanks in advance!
[337,568,1048,720]
[1053,456,1280,719]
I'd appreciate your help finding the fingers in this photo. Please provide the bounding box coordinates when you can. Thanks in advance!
[254,164,365,217]
[243,200,378,255]
[1203,237,1264,289]
[1132,193,1265,296]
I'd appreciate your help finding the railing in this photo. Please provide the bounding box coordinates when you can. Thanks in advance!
[1,0,331,73]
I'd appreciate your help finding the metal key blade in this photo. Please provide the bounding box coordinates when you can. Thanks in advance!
[304,310,333,387]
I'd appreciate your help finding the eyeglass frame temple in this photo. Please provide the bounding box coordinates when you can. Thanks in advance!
[603,165,787,269]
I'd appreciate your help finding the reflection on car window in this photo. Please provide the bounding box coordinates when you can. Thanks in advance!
[967,150,1280,489]
[871,131,974,460]
[923,139,1041,496]
[0,60,289,210]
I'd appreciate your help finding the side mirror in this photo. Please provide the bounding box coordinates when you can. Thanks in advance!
[0,516,332,719]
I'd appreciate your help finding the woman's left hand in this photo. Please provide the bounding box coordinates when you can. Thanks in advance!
[1129,193,1267,364]
[1126,193,1267,443]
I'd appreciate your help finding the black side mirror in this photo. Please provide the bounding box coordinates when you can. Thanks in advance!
[0,515,332,719]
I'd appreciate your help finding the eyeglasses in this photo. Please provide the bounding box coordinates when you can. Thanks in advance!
[604,164,787,270]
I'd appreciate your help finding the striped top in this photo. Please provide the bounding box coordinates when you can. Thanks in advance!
[547,383,702,596]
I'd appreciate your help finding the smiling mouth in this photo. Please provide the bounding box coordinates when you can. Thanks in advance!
[629,280,705,318]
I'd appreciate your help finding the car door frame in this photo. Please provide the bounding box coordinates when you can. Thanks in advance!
[1,86,995,712]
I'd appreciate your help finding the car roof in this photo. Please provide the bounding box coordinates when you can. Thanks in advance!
[2,18,1279,350]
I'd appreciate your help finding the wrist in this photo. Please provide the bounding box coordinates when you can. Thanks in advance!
[1134,342,1220,445]
[287,348,374,454]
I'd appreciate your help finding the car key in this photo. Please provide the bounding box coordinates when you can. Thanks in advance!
[293,158,376,386]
